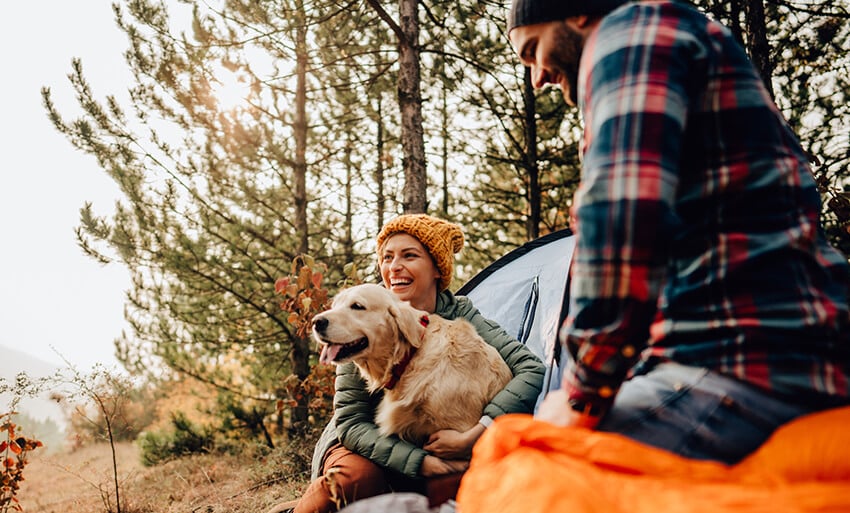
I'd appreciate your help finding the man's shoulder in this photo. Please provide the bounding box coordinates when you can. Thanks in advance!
[601,0,709,29]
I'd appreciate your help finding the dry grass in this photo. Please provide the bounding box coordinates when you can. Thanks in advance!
[17,442,141,513]
[17,440,311,513]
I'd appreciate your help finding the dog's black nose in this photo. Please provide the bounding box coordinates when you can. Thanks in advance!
[313,317,328,334]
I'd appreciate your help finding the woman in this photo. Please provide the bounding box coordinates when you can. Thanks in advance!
[292,214,545,513]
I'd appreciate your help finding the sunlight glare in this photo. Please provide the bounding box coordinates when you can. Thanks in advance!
[211,64,251,111]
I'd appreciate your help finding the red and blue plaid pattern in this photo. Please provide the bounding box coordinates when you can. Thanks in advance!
[562,1,850,414]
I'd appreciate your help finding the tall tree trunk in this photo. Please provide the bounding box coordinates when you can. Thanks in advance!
[744,0,775,99]
[294,0,309,255]
[375,97,386,229]
[290,0,311,432]
[523,68,541,240]
[441,82,449,217]
[344,130,354,264]
[398,0,427,213]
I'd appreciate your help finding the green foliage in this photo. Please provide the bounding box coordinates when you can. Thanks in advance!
[216,394,276,449]
[42,0,374,444]
[137,412,214,467]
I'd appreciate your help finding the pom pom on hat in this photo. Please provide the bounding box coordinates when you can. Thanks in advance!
[376,214,464,291]
[507,0,631,33]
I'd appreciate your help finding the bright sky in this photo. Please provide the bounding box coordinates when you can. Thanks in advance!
[1,2,133,371]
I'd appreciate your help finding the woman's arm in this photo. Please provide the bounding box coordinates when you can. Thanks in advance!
[457,297,547,418]
[422,295,545,459]
[333,361,444,478]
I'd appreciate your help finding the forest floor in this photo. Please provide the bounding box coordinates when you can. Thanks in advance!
[17,441,309,513]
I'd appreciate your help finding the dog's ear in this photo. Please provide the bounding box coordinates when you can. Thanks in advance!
[389,301,428,348]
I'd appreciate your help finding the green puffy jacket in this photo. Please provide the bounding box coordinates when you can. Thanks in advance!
[310,289,546,479]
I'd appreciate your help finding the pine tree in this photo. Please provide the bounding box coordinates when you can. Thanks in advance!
[42,0,355,436]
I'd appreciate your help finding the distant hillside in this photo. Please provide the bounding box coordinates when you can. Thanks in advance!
[0,344,66,428]
[0,344,60,379]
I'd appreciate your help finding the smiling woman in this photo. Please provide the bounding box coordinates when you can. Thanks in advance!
[282,214,546,513]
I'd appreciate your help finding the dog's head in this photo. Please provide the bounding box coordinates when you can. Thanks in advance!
[311,284,428,373]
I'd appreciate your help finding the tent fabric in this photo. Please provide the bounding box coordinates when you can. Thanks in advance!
[336,493,457,513]
[458,229,575,407]
[456,407,850,513]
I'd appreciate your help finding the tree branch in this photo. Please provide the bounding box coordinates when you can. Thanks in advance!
[363,0,409,46]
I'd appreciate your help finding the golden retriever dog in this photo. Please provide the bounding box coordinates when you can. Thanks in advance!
[312,283,512,445]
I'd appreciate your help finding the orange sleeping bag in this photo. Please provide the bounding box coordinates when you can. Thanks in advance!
[457,407,850,513]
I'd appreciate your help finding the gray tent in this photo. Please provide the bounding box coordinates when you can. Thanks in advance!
[457,229,575,410]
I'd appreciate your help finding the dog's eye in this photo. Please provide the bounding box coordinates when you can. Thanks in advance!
[350,302,366,310]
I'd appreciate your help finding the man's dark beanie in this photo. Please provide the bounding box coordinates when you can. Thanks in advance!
[508,0,631,32]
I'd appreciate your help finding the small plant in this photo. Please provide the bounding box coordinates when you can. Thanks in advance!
[276,255,360,434]
[0,415,43,513]
[57,364,144,513]
[275,255,332,341]
[277,363,336,431]
[0,372,54,513]
[137,412,215,466]
[275,255,334,434]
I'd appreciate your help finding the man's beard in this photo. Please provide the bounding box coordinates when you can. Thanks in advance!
[551,22,585,106]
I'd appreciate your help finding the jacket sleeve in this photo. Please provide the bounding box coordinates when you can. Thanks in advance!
[333,362,428,478]
[454,296,546,418]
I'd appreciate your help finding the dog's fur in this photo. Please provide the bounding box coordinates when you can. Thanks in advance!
[312,283,512,445]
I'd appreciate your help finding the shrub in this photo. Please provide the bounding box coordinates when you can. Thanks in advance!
[60,368,157,450]
[0,415,43,513]
[137,412,214,466]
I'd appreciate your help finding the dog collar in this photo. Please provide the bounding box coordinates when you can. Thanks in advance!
[383,315,429,390]
[383,347,416,390]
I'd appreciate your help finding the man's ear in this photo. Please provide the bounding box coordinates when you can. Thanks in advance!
[566,15,596,33]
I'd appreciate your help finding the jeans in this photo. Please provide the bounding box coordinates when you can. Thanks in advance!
[596,362,816,464]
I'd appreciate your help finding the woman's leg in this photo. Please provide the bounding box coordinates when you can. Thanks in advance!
[294,444,391,513]
[596,362,815,464]
[424,473,464,507]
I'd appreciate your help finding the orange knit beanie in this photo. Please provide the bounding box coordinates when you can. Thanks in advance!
[376,214,465,291]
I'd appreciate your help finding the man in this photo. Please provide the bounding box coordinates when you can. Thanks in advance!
[509,0,850,463]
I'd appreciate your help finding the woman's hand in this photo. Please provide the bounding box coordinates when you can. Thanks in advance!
[424,424,485,460]
[420,454,470,477]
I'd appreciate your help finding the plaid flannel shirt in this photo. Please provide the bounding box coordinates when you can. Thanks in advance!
[562,1,850,415]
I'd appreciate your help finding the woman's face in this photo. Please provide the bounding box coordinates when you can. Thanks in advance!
[379,233,441,312]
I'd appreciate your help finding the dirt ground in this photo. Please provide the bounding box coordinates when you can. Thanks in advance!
[17,441,307,513]
[17,442,143,513]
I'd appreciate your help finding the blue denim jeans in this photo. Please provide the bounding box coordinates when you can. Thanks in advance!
[596,363,816,464]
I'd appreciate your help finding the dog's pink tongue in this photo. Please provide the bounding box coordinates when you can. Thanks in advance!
[319,344,341,365]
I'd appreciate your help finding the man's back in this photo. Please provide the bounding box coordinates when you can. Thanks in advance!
[574,0,850,404]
